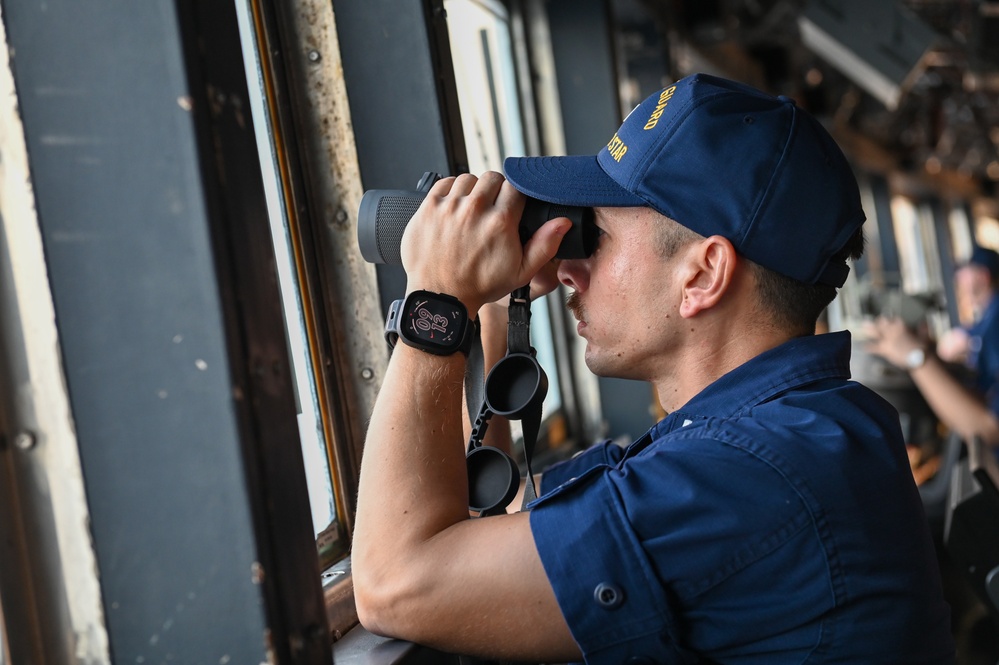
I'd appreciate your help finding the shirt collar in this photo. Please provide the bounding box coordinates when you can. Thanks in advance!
[652,331,854,436]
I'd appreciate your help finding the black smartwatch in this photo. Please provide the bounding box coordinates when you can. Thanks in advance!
[385,290,476,356]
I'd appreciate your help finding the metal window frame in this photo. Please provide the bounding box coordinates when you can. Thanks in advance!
[0,0,330,661]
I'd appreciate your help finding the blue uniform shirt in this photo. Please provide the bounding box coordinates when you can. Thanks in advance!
[530,332,954,664]
[966,294,999,416]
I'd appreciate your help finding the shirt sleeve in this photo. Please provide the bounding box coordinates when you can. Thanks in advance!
[528,430,816,664]
[538,439,624,494]
[530,469,692,665]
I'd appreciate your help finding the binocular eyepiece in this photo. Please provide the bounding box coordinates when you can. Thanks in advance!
[357,171,597,265]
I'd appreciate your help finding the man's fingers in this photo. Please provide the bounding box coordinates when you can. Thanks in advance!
[406,171,556,309]
[521,218,571,280]
[529,260,562,300]
[493,175,525,207]
[440,172,504,200]
[428,175,458,197]
[446,173,479,198]
[477,170,507,198]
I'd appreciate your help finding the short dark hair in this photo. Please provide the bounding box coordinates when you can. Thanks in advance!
[653,213,865,335]
[966,246,999,288]
[750,228,865,336]
[653,215,702,259]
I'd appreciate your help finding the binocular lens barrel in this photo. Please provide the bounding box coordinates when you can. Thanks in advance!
[357,189,597,265]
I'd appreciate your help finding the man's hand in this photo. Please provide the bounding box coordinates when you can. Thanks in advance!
[400,172,570,315]
[864,316,926,369]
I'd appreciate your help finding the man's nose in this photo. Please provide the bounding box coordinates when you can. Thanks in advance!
[557,258,588,291]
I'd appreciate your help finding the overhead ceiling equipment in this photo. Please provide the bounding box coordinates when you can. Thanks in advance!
[798,0,940,110]
[970,0,999,76]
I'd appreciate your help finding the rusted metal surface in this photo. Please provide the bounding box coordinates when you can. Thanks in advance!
[238,0,389,640]
[280,0,388,535]
[280,0,383,639]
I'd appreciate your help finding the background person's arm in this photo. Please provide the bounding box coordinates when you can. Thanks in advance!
[866,316,999,447]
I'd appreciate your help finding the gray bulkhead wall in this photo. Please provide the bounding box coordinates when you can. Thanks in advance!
[0,0,329,662]
[330,0,468,310]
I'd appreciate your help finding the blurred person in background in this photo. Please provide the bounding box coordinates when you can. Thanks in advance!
[867,246,999,449]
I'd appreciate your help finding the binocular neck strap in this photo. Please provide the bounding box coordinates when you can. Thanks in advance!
[463,285,542,511]
[508,286,539,505]
[507,286,532,355]
[464,285,533,439]
[520,404,540,506]
[465,332,487,444]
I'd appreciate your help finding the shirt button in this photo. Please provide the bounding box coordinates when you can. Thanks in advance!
[593,582,625,609]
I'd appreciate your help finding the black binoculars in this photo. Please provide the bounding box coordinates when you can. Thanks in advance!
[357,171,597,265]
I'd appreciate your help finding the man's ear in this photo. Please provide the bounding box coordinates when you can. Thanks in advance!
[679,235,737,319]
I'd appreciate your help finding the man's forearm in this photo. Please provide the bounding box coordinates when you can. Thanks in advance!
[910,353,999,446]
[350,173,576,658]
[865,316,999,448]
[353,346,470,596]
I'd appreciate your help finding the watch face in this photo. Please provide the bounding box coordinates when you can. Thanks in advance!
[403,294,466,351]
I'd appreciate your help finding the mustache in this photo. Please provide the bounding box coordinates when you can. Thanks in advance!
[566,291,584,320]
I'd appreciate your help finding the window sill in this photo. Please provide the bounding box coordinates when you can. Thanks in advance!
[323,555,357,640]
[332,625,429,664]
[323,556,459,664]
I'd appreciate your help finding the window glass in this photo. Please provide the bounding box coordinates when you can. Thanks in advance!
[530,296,562,417]
[892,195,942,296]
[445,0,563,424]
[974,214,999,252]
[891,195,951,338]
[949,205,974,262]
[235,4,339,543]
[269,215,336,540]
[445,0,527,171]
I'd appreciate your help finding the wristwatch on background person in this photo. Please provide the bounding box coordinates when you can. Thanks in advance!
[905,346,927,370]
[385,290,476,356]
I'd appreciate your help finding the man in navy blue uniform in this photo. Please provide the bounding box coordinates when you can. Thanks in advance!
[868,246,999,449]
[353,73,955,663]
[959,248,999,406]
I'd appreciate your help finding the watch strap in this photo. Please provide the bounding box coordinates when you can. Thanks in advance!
[384,298,403,349]
[455,309,476,355]
[905,347,927,370]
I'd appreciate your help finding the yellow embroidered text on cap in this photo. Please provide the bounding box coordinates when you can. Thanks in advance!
[607,133,628,162]
[644,85,676,130]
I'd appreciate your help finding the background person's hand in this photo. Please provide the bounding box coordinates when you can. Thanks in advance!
[863,316,926,369]
[936,327,970,364]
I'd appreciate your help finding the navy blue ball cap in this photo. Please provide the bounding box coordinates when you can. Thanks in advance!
[504,73,867,287]
[966,246,999,280]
